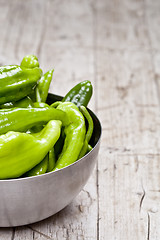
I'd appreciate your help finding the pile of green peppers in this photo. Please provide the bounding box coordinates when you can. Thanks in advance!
[0,55,94,179]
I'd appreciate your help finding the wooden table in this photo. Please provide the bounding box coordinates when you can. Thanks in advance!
[0,0,160,239]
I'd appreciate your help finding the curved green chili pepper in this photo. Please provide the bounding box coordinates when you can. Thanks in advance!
[47,148,56,172]
[0,106,68,135]
[62,80,93,108]
[36,69,54,103]
[0,120,62,179]
[79,106,94,159]
[25,154,49,177]
[54,127,65,159]
[80,106,93,143]
[53,102,86,171]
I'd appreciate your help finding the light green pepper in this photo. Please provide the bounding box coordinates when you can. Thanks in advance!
[0,120,62,179]
[53,102,86,171]
[0,106,67,135]
[25,154,49,177]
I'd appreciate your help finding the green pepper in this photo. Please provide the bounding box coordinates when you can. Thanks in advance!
[0,106,67,135]
[20,55,40,69]
[0,96,33,109]
[36,69,54,103]
[0,120,62,179]
[47,148,56,172]
[27,102,50,133]
[33,102,49,108]
[14,97,33,108]
[0,55,41,108]
[78,106,94,158]
[62,80,93,108]
[54,127,65,159]
[52,102,86,171]
[0,102,14,109]
[25,146,56,176]
[0,62,42,105]
[87,144,93,153]
[25,154,49,177]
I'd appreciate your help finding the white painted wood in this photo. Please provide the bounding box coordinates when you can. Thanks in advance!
[96,0,160,239]
[0,0,160,239]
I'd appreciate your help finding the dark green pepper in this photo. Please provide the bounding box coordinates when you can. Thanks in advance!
[36,69,54,103]
[62,80,93,108]
[13,97,33,108]
[47,148,56,172]
[79,106,94,158]
[0,96,33,109]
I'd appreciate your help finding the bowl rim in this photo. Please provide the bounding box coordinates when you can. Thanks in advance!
[0,93,102,183]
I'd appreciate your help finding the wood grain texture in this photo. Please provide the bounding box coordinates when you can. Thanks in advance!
[96,0,160,239]
[0,0,160,239]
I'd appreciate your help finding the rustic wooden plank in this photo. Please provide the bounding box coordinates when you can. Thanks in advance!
[0,0,98,239]
[97,49,160,151]
[97,1,160,239]
[98,150,160,239]
[0,228,13,240]
[40,0,94,49]
[96,0,149,50]
[0,0,46,64]
[47,47,96,111]
[0,0,160,239]
[145,0,160,50]
[96,1,160,238]
[97,47,160,239]
[13,227,34,240]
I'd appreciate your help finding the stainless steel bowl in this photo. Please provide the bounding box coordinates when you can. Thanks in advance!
[0,94,102,227]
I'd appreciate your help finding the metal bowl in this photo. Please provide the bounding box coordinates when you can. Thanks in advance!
[0,94,102,227]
